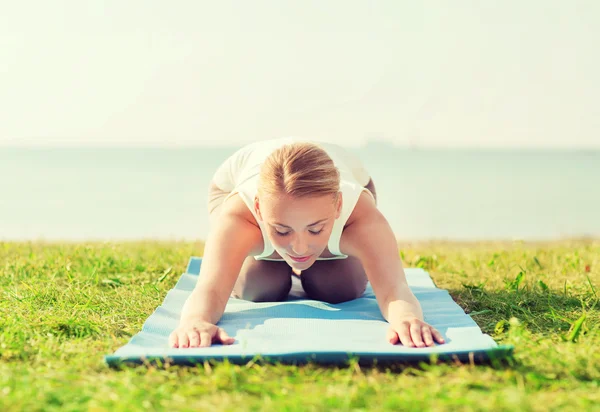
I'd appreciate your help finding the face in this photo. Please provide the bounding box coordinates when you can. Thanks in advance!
[254,192,343,270]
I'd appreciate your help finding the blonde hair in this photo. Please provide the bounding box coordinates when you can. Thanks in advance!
[258,142,340,200]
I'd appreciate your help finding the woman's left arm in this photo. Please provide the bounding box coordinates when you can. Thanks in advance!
[342,194,445,347]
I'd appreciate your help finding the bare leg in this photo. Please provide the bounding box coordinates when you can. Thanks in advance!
[231,257,293,302]
[299,256,368,304]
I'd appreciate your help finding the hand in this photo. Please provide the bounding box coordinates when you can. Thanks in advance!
[169,319,235,348]
[387,316,445,348]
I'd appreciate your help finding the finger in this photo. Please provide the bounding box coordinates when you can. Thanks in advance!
[410,322,425,348]
[396,322,415,347]
[168,332,178,348]
[179,332,190,348]
[431,328,446,344]
[217,328,235,345]
[422,326,434,347]
[188,330,201,348]
[199,332,213,347]
[387,327,399,345]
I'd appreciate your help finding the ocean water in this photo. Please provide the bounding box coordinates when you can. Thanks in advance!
[1,146,599,241]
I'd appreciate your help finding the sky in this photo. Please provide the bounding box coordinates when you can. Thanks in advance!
[0,0,599,149]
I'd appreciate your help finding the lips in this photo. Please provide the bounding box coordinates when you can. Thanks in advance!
[289,254,311,262]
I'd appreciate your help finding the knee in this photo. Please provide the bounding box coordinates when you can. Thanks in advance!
[233,262,292,302]
[301,273,367,304]
[237,278,292,302]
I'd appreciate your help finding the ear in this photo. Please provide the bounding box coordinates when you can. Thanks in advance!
[335,191,343,219]
[254,195,263,221]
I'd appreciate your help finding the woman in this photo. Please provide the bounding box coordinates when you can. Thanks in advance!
[169,137,445,349]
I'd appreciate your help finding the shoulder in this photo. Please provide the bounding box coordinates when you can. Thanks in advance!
[339,190,386,256]
[214,193,264,256]
[218,192,259,227]
[345,189,377,226]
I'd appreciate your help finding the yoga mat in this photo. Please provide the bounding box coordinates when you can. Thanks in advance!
[105,257,513,367]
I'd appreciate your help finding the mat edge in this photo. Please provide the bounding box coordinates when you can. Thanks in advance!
[104,345,514,367]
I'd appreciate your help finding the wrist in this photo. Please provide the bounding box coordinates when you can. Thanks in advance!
[387,300,423,321]
[180,314,211,324]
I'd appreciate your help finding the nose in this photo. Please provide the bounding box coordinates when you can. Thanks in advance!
[290,235,309,256]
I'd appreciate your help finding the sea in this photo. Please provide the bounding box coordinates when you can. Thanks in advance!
[1,144,599,242]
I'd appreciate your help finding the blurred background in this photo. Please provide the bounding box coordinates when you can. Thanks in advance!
[1,0,598,242]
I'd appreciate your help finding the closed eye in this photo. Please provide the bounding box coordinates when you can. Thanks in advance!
[275,229,323,236]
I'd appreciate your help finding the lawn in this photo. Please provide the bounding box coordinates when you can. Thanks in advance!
[1,240,598,411]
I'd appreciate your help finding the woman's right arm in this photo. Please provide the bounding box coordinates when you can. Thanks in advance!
[179,207,262,325]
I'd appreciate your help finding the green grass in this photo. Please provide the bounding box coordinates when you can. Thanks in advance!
[1,239,599,411]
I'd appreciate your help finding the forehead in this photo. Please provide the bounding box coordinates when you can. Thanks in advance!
[260,194,336,219]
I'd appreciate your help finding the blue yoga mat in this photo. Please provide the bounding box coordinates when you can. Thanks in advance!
[105,257,513,367]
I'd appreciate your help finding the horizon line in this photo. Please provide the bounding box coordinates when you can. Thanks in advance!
[1,143,599,152]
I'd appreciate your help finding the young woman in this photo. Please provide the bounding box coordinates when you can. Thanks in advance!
[169,137,445,349]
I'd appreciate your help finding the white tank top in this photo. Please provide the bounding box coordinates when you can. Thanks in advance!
[212,137,374,261]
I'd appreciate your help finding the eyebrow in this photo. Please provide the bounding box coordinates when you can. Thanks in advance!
[272,219,328,229]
